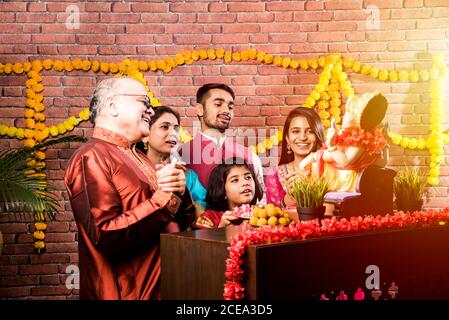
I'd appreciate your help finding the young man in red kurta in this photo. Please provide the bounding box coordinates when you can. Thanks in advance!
[64,77,194,300]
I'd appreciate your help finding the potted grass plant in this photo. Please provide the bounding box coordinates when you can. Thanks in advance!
[291,174,330,221]
[394,167,427,212]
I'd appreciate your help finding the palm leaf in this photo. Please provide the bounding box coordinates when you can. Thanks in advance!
[0,135,87,219]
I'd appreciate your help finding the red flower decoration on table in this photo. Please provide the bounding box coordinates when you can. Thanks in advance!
[223,208,449,300]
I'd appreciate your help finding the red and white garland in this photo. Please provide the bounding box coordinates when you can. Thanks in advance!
[224,208,449,300]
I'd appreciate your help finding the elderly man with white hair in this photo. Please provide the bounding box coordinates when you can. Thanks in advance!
[64,77,194,300]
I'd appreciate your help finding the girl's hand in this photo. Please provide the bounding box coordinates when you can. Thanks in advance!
[218,211,241,228]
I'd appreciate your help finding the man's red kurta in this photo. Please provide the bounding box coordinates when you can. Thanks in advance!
[64,127,194,300]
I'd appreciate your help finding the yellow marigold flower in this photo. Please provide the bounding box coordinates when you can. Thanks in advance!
[6,127,17,137]
[49,126,59,137]
[24,129,35,139]
[31,60,43,72]
[257,143,266,154]
[147,60,156,72]
[90,60,100,72]
[408,138,418,149]
[391,134,402,145]
[249,146,257,154]
[398,70,409,81]
[68,116,79,126]
[82,60,91,71]
[34,151,46,161]
[417,138,427,149]
[419,70,429,82]
[242,50,251,61]
[174,54,185,66]
[277,130,283,141]
[24,109,35,118]
[183,50,192,60]
[72,58,82,70]
[24,139,36,148]
[0,125,7,135]
[192,50,200,61]
[330,107,341,116]
[282,57,291,68]
[409,70,419,82]
[232,52,241,62]
[430,68,440,80]
[34,113,45,121]
[42,59,53,70]
[400,137,410,149]
[4,63,13,74]
[427,176,439,186]
[109,63,119,74]
[289,60,299,69]
[264,54,273,64]
[297,60,307,70]
[57,124,67,134]
[163,66,172,73]
[322,119,331,128]
[352,61,361,73]
[343,88,354,97]
[0,63,3,74]
[270,134,279,146]
[25,118,36,129]
[199,49,208,60]
[32,83,44,93]
[35,122,45,131]
[79,109,90,121]
[216,48,225,58]
[248,49,257,60]
[305,97,316,107]
[343,56,354,68]
[15,128,24,139]
[378,69,389,81]
[256,51,265,62]
[100,62,109,73]
[23,62,32,72]
[13,63,24,74]
[318,100,329,109]
[389,70,398,82]
[156,60,166,70]
[34,240,46,249]
[35,222,47,231]
[207,49,216,60]
[273,56,282,66]
[309,59,318,69]
[369,67,379,78]
[361,64,371,75]
[64,61,73,71]
[310,91,320,100]
[185,59,193,65]
[319,110,330,119]
[265,139,272,149]
[64,120,74,131]
[54,60,64,72]
[318,56,326,68]
[224,51,232,63]
[330,99,341,108]
[34,103,45,113]
[337,72,348,82]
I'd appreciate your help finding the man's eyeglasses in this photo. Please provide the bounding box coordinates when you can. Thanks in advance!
[113,94,153,113]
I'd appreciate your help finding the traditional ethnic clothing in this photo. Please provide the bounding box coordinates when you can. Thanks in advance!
[64,127,195,300]
[180,132,265,205]
[194,209,224,228]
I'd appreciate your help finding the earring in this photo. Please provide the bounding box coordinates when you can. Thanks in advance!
[287,145,292,154]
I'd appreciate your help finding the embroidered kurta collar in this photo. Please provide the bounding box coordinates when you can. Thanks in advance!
[93,127,131,149]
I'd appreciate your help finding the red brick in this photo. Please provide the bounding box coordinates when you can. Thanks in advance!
[308,32,347,42]
[294,11,333,21]
[418,18,449,29]
[209,3,226,12]
[274,12,293,22]
[325,0,362,9]
[174,34,211,44]
[404,0,423,7]
[388,41,426,51]
[367,31,405,41]
[266,116,286,126]
[58,45,98,55]
[10,255,30,265]
[0,287,30,298]
[267,1,304,11]
[141,13,178,23]
[85,2,111,12]
[1,223,28,234]
[269,33,307,43]
[161,86,196,97]
[0,276,39,287]
[234,107,260,117]
[424,0,449,5]
[250,34,269,43]
[223,24,260,33]
[32,34,75,44]
[365,0,403,8]
[112,2,130,12]
[246,97,284,106]
[0,24,23,33]
[31,286,71,296]
[231,117,265,127]
[254,76,287,85]
[221,65,257,75]
[46,243,78,253]
[0,265,18,276]
[171,3,208,12]
[204,25,221,33]
[198,13,236,23]
[116,35,153,45]
[127,24,165,34]
[348,42,388,52]
[0,2,26,11]
[236,12,274,22]
[16,12,56,22]
[76,34,114,45]
[19,264,59,275]
[260,23,300,33]
[407,30,446,40]
[0,34,31,44]
[260,106,282,116]
[228,3,265,12]
[318,21,357,31]
[45,233,76,243]
[165,24,202,34]
[291,43,328,53]
[131,3,168,12]
[434,7,449,17]
[231,76,254,86]
[255,86,294,96]
[40,275,62,285]
[100,13,140,23]
[47,3,85,12]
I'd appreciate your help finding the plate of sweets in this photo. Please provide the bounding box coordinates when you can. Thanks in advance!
[249,204,292,227]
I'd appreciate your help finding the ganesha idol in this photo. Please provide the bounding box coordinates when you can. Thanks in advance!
[300,90,389,193]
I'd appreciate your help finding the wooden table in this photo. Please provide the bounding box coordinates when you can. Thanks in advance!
[161,224,449,300]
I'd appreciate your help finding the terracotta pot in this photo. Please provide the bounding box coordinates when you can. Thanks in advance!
[396,198,423,213]
[297,206,326,222]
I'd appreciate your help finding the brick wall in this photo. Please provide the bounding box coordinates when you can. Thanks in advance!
[1,0,448,299]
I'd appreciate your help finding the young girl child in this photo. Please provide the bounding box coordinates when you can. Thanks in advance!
[195,158,264,228]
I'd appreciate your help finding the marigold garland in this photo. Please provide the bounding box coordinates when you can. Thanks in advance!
[224,208,449,300]
[0,50,447,250]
